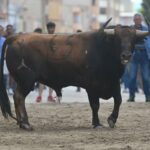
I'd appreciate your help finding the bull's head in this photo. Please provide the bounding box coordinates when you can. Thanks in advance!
[103,25,149,64]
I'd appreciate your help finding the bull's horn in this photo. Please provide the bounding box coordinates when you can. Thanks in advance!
[136,30,149,36]
[104,29,114,35]
[102,18,112,28]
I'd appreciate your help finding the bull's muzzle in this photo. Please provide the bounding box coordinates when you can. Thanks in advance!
[120,51,132,64]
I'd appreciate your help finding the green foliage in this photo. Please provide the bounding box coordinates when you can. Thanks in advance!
[141,0,150,21]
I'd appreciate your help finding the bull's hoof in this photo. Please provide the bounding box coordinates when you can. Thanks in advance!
[19,123,33,131]
[57,97,62,104]
[107,117,116,128]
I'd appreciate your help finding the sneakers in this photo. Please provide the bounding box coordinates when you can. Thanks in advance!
[36,95,56,102]
[127,96,135,102]
[36,96,42,103]
[47,96,56,102]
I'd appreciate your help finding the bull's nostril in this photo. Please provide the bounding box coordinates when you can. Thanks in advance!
[121,51,132,59]
[121,54,125,58]
[121,51,132,64]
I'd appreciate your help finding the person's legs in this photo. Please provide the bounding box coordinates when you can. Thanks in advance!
[121,65,130,91]
[140,52,150,102]
[128,58,139,101]
[39,84,45,96]
[48,88,55,102]
[36,83,44,102]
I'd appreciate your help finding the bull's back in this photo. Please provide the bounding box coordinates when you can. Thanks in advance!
[6,33,91,87]
[14,33,88,64]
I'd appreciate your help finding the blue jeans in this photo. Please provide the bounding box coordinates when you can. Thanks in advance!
[121,64,130,89]
[129,50,150,97]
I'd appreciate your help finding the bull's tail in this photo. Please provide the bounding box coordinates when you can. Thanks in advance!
[0,38,17,120]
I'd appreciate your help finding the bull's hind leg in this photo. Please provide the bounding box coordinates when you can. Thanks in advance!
[13,86,33,131]
[107,83,122,128]
[86,90,101,128]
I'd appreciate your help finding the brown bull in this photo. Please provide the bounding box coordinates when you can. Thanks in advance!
[0,23,149,130]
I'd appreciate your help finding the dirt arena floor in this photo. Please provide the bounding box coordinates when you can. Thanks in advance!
[0,102,150,150]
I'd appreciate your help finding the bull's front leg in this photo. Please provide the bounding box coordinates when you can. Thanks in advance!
[13,86,33,131]
[86,90,101,128]
[107,83,122,128]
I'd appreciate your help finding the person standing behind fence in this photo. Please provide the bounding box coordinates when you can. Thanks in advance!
[36,22,57,103]
[128,13,150,102]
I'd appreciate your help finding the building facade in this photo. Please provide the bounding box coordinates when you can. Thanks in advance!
[11,0,100,32]
[0,0,8,26]
[120,0,134,25]
[46,0,99,32]
[0,0,135,32]
[98,0,134,26]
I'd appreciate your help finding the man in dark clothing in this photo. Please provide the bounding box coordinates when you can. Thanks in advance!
[128,13,150,102]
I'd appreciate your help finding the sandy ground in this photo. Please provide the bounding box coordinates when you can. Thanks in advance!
[0,102,150,150]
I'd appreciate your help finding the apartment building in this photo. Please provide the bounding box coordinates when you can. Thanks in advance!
[120,0,134,25]
[1,0,135,32]
[0,0,8,26]
[8,0,100,32]
[0,0,43,32]
[46,0,99,32]
[98,0,134,26]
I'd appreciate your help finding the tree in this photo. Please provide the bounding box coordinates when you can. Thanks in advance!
[141,0,150,21]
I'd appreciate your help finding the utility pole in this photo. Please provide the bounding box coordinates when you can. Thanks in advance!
[6,0,9,23]
[41,0,47,32]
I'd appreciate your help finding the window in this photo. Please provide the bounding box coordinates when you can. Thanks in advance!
[100,7,106,15]
[92,0,96,5]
